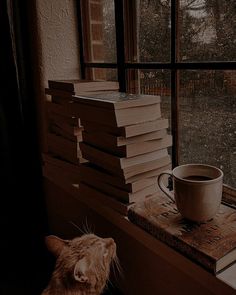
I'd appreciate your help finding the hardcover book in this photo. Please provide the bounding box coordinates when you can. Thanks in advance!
[128,194,236,274]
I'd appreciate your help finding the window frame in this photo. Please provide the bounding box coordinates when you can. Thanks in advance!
[77,0,236,195]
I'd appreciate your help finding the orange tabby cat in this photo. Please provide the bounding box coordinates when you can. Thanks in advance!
[42,234,117,295]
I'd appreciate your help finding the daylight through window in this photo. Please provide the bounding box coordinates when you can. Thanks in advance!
[78,0,236,188]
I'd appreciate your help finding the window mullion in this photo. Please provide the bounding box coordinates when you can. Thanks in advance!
[171,0,180,167]
[76,0,86,79]
[114,0,126,92]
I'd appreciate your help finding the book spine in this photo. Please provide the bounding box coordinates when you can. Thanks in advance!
[75,103,117,126]
[79,164,130,190]
[48,81,74,92]
[45,88,75,97]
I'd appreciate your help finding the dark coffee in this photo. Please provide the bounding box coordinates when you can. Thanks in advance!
[183,175,213,181]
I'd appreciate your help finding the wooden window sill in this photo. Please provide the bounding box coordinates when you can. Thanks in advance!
[42,165,236,294]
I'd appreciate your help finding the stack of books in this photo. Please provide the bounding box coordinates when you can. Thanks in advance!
[73,92,172,215]
[44,80,119,186]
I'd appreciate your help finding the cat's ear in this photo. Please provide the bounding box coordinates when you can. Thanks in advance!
[74,257,89,284]
[45,235,69,257]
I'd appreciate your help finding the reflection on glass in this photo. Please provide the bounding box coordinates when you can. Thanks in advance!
[179,70,236,187]
[85,0,116,63]
[135,0,171,62]
[179,0,236,61]
[90,68,117,81]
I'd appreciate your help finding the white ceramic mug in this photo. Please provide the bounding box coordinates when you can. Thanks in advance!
[158,164,223,222]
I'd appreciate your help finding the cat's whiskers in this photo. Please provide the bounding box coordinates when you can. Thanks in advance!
[69,220,94,236]
[69,220,87,235]
[83,217,94,235]
[112,254,123,281]
[106,276,115,291]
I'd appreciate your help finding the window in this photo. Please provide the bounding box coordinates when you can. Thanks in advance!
[77,0,236,189]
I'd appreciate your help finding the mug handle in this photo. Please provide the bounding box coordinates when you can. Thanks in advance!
[157,170,175,202]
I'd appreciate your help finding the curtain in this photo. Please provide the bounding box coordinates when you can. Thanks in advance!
[0,0,51,293]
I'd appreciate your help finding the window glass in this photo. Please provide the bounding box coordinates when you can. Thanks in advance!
[84,0,116,63]
[127,69,171,132]
[179,0,236,61]
[179,70,236,187]
[128,0,171,62]
[90,68,117,81]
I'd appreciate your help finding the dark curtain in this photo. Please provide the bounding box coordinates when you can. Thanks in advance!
[0,0,50,294]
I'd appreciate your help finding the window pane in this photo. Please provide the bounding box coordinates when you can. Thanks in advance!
[179,0,236,61]
[179,70,236,187]
[126,69,171,133]
[83,0,116,63]
[125,0,171,62]
[89,68,117,81]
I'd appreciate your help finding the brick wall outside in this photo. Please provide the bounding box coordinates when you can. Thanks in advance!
[88,0,105,80]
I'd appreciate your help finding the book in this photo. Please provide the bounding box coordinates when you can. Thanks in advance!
[48,110,80,127]
[73,92,161,110]
[82,131,171,157]
[45,88,74,98]
[73,100,161,127]
[80,142,171,178]
[82,129,167,147]
[79,172,158,203]
[43,156,80,185]
[47,133,84,164]
[81,118,169,138]
[42,153,81,175]
[50,122,83,142]
[48,79,119,93]
[46,101,77,118]
[128,193,236,275]
[126,163,171,183]
[79,182,132,215]
[80,142,168,170]
[79,162,160,192]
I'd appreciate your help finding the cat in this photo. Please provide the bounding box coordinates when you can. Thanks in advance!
[41,233,119,295]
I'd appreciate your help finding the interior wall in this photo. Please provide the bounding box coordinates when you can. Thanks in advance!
[31,0,80,150]
[36,0,80,83]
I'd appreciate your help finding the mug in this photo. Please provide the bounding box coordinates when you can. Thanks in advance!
[157,164,223,222]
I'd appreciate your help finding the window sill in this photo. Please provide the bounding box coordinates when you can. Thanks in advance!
[43,163,236,294]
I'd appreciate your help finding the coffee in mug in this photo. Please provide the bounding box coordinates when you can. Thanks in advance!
[157,164,223,222]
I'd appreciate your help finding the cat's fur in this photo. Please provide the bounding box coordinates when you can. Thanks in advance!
[42,234,117,295]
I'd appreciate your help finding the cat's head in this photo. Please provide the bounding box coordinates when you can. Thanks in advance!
[45,234,117,291]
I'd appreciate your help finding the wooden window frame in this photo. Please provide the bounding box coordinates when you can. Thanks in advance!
[76,0,236,199]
